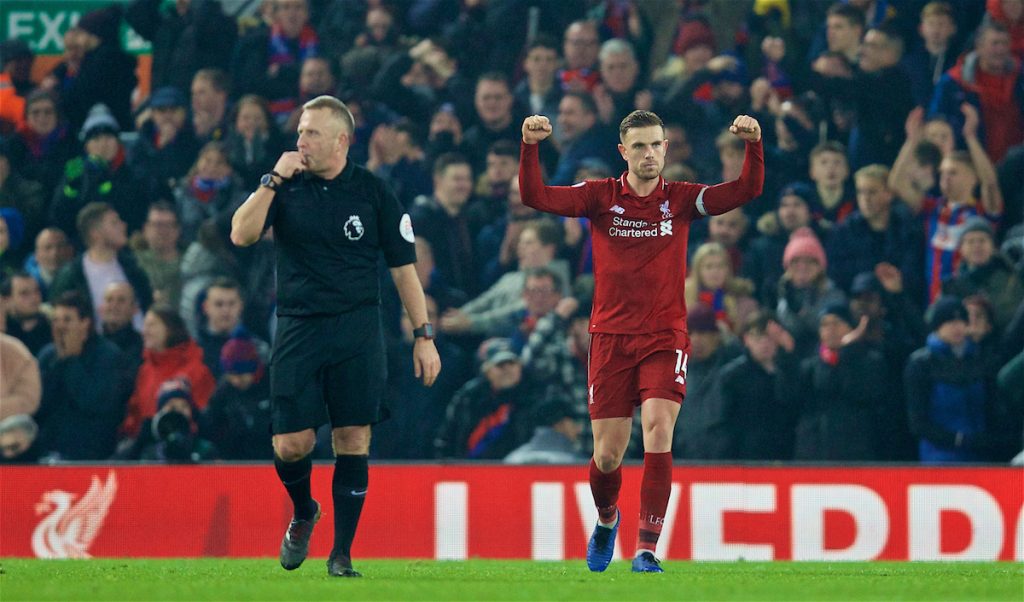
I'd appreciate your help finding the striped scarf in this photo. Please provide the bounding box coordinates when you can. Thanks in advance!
[267,23,318,119]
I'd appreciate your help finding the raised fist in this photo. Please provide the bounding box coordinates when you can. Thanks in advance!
[729,115,762,142]
[522,115,553,145]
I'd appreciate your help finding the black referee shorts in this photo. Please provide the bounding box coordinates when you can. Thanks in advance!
[269,306,387,435]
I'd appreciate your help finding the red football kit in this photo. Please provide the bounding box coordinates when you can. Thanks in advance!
[519,140,764,418]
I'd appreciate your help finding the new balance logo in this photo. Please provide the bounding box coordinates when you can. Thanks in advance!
[610,205,625,214]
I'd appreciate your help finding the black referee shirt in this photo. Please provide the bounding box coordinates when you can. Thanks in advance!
[262,160,417,316]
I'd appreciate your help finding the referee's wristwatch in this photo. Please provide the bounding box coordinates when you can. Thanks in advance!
[413,323,435,340]
[260,171,282,191]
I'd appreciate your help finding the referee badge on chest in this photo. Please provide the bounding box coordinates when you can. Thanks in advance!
[344,215,365,240]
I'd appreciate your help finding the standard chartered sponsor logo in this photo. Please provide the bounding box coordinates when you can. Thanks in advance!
[608,216,673,237]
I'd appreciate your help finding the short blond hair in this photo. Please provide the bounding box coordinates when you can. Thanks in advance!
[854,164,889,185]
[302,95,355,135]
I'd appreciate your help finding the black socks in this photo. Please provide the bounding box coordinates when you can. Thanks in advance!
[331,454,369,561]
[274,455,317,520]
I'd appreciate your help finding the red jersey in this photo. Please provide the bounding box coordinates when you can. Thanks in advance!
[519,140,764,334]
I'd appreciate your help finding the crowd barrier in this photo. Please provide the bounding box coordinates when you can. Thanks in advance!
[1,464,1021,561]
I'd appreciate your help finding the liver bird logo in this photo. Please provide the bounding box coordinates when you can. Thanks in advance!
[31,472,118,558]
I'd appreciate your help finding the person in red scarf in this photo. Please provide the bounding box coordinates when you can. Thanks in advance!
[929,21,1024,162]
[173,141,248,246]
[49,104,147,246]
[232,0,319,126]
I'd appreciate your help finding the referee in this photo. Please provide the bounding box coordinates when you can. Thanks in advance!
[231,95,441,578]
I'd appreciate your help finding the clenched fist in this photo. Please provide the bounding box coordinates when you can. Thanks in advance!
[729,115,762,142]
[522,115,553,145]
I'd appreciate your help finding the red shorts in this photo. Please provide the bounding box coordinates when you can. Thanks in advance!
[587,329,690,420]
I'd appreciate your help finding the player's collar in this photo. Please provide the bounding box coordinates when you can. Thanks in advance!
[618,172,667,198]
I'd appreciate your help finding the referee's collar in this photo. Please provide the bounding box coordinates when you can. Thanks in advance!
[301,158,356,184]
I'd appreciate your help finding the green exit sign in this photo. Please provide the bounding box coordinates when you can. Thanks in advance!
[2,1,151,55]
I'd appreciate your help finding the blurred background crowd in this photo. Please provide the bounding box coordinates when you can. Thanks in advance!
[0,0,1021,466]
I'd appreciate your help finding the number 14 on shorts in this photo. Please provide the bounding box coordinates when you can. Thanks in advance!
[674,349,688,385]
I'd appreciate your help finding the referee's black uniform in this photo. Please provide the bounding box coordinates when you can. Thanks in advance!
[264,160,416,434]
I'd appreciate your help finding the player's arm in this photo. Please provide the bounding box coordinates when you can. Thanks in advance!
[230,151,304,246]
[695,115,765,216]
[519,115,591,218]
[390,264,441,387]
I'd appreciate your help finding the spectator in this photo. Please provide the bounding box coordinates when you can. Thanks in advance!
[6,90,77,195]
[790,301,891,461]
[594,39,643,126]
[550,92,620,186]
[50,202,153,328]
[0,144,46,246]
[463,72,521,174]
[232,0,318,125]
[828,164,925,298]
[559,20,601,93]
[514,34,562,118]
[674,304,742,460]
[365,119,431,208]
[24,228,72,299]
[370,37,475,125]
[704,207,749,275]
[202,330,273,460]
[434,337,538,459]
[50,104,147,243]
[133,202,183,308]
[0,332,41,421]
[744,183,819,307]
[173,141,248,246]
[504,398,585,464]
[715,311,799,460]
[411,153,480,297]
[815,23,915,169]
[684,241,758,338]
[131,86,201,203]
[0,39,31,133]
[0,414,42,464]
[40,27,88,103]
[190,68,231,143]
[197,278,268,378]
[224,94,286,190]
[121,377,218,462]
[775,227,847,358]
[1,271,51,355]
[985,0,1024,61]
[942,217,1024,332]
[905,296,1005,462]
[60,6,137,132]
[812,3,865,64]
[915,118,1004,303]
[889,108,945,210]
[282,56,339,133]
[441,223,569,339]
[99,281,143,363]
[902,1,960,107]
[806,141,856,226]
[36,291,134,460]
[125,0,237,92]
[120,305,216,439]
[930,21,1024,162]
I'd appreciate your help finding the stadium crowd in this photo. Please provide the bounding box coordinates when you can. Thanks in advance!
[0,0,1021,466]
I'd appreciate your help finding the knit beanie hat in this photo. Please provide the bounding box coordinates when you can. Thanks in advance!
[783,227,827,270]
[926,296,968,331]
[220,328,263,375]
[674,18,716,55]
[957,217,994,248]
[156,376,196,413]
[79,104,119,142]
[687,304,718,333]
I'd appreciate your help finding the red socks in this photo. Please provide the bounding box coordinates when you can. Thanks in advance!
[589,458,621,524]
[637,452,672,553]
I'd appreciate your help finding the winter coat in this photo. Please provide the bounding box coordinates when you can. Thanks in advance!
[120,339,215,437]
[942,253,1024,334]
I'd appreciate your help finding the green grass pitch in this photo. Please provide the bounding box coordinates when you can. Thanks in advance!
[1,559,1021,601]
